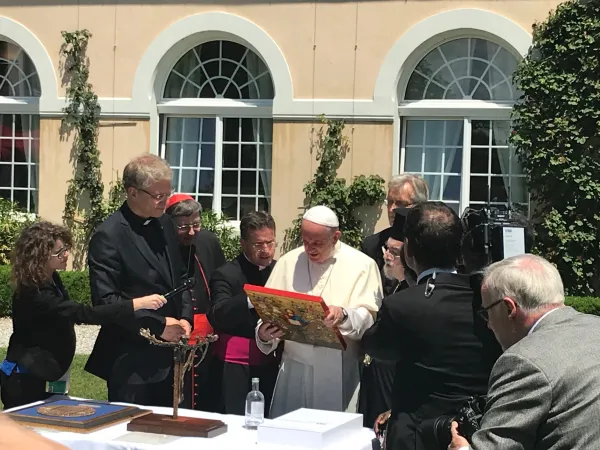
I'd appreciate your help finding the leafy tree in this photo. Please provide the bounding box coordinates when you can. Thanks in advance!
[284,117,386,252]
[511,0,600,295]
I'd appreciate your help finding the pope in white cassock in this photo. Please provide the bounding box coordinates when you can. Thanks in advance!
[256,205,383,417]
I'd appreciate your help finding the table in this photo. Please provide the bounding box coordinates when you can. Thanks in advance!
[7,400,376,450]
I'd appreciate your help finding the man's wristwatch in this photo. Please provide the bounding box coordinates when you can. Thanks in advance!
[340,308,349,324]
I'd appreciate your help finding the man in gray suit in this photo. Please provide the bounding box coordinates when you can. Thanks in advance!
[449,253,600,450]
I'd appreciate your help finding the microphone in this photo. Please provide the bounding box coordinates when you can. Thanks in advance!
[163,277,196,299]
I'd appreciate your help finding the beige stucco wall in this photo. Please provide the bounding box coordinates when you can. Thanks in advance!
[0,1,561,100]
[0,1,564,246]
[37,117,392,246]
[38,118,150,224]
[271,120,394,245]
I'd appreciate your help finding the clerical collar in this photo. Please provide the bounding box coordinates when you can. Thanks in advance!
[122,201,155,227]
[416,267,457,284]
[243,253,266,271]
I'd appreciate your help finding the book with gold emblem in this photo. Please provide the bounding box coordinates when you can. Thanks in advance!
[7,398,151,433]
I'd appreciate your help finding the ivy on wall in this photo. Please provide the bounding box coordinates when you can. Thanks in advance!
[60,30,104,268]
[283,117,386,252]
[510,0,600,295]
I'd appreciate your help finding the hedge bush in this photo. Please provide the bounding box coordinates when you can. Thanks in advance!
[0,266,91,316]
[0,198,37,265]
[0,264,599,318]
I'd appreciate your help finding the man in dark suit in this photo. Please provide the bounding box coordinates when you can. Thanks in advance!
[165,193,226,411]
[450,254,600,450]
[85,155,193,407]
[359,207,409,428]
[360,174,428,295]
[206,211,280,416]
[362,202,501,450]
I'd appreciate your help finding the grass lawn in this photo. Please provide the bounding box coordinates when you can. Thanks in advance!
[0,348,107,409]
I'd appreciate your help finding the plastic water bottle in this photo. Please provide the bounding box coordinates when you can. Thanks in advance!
[245,377,265,429]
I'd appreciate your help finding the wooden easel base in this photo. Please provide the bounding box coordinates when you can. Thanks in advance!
[127,413,228,438]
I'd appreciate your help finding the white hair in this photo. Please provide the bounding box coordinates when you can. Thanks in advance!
[388,174,429,203]
[483,254,564,312]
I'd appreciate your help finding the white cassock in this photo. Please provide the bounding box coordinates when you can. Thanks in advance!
[255,241,383,417]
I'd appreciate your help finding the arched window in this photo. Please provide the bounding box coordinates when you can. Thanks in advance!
[399,37,527,214]
[0,40,40,212]
[160,40,273,220]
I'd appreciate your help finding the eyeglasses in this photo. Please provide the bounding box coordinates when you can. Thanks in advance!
[385,198,413,208]
[251,240,277,249]
[176,222,201,232]
[382,245,401,259]
[51,247,69,258]
[139,188,173,202]
[477,299,504,322]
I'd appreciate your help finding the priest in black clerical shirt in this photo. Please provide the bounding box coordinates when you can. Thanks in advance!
[85,155,193,407]
[206,211,280,416]
[165,193,226,411]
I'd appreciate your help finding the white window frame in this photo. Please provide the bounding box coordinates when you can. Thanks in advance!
[159,110,273,222]
[396,31,527,215]
[156,36,275,224]
[0,41,42,213]
[399,111,525,214]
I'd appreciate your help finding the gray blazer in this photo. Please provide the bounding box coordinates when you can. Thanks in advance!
[472,306,600,449]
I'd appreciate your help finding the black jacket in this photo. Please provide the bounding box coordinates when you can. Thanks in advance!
[6,272,133,382]
[362,273,501,450]
[181,229,226,314]
[84,202,193,384]
[207,254,274,339]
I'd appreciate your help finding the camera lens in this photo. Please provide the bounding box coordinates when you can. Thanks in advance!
[432,415,456,449]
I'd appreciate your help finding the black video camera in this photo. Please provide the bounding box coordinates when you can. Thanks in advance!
[460,204,533,273]
[421,396,486,449]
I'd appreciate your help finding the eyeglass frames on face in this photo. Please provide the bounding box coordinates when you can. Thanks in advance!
[251,240,277,249]
[51,247,69,258]
[382,245,401,259]
[176,223,201,232]
[138,188,173,202]
[385,199,413,208]
[477,298,504,322]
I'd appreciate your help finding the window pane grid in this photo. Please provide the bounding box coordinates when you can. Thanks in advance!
[0,42,41,98]
[403,119,463,204]
[221,117,271,220]
[0,113,39,212]
[469,120,527,206]
[163,40,274,100]
[161,116,272,221]
[404,38,519,101]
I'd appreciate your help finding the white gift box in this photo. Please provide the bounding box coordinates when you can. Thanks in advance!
[257,408,364,449]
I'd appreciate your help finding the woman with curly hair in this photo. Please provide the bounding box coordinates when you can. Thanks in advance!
[0,221,167,409]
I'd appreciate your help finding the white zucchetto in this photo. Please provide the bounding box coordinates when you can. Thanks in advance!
[303,205,340,228]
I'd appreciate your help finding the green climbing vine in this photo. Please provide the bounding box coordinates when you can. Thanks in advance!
[60,30,103,268]
[510,0,600,295]
[283,117,386,252]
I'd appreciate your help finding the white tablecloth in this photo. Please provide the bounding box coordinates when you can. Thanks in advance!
[7,400,375,450]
